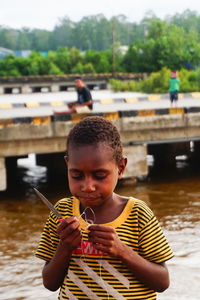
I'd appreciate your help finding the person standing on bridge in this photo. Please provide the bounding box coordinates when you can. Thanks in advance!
[54,76,93,114]
[169,70,180,108]
[35,116,173,300]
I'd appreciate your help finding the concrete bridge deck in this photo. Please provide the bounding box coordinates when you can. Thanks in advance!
[1,99,200,191]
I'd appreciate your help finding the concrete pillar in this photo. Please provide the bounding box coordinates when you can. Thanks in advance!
[21,84,32,94]
[0,157,7,191]
[190,141,200,167]
[0,86,4,94]
[123,145,148,179]
[51,84,60,93]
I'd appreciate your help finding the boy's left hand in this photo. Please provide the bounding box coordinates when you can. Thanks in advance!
[88,224,125,258]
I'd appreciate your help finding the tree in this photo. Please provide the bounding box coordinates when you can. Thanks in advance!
[49,47,71,74]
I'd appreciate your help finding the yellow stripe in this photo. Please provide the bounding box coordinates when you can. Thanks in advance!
[103,112,119,120]
[138,110,155,117]
[148,94,160,101]
[50,101,65,107]
[71,113,87,122]
[0,103,13,109]
[0,119,14,127]
[32,116,51,125]
[100,98,114,104]
[178,93,183,99]
[169,108,184,114]
[191,92,200,98]
[125,97,138,103]
[25,102,40,108]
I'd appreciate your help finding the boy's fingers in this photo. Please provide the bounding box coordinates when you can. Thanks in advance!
[57,216,79,233]
[87,224,113,232]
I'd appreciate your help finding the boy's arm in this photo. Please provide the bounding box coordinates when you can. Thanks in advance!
[42,242,72,291]
[73,99,92,108]
[118,243,169,292]
[88,225,170,292]
[42,217,82,291]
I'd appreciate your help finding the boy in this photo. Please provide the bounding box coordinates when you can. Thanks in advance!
[35,116,173,299]
[169,70,180,107]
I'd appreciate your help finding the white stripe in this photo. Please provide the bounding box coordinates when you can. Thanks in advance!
[73,258,127,300]
[60,288,78,300]
[99,260,130,289]
[68,269,101,300]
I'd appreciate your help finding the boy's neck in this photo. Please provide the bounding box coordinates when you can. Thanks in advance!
[79,194,129,224]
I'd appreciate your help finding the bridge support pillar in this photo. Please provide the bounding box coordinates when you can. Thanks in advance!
[0,86,4,94]
[21,85,31,94]
[123,145,148,180]
[51,84,60,93]
[190,141,200,166]
[0,157,6,191]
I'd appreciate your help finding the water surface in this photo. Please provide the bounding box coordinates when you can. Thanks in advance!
[0,156,199,300]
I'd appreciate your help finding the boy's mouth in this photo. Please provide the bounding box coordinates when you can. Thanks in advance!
[78,196,99,204]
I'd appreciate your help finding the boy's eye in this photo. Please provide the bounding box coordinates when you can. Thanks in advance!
[71,172,83,179]
[94,172,107,179]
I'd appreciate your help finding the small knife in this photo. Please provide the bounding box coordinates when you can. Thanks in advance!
[34,188,65,222]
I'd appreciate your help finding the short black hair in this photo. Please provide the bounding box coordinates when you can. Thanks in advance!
[66,116,123,163]
[75,76,82,80]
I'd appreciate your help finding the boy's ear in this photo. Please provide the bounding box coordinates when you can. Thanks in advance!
[118,157,127,179]
[64,155,69,166]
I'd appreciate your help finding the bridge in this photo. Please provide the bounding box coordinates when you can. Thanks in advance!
[1,99,200,191]
[0,73,147,94]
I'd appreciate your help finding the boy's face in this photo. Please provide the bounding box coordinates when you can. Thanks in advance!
[75,79,83,89]
[66,143,126,209]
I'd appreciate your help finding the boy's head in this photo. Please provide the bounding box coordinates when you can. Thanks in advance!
[75,76,84,89]
[66,116,123,163]
[171,70,177,78]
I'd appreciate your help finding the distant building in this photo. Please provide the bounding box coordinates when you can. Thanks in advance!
[118,45,129,55]
[14,50,32,58]
[0,48,32,59]
[0,47,13,59]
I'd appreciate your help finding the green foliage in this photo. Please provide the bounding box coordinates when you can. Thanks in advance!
[178,69,199,92]
[109,67,200,93]
[0,9,200,54]
[140,67,171,93]
[109,78,141,92]
[0,54,21,76]
[2,10,200,77]
[83,63,96,74]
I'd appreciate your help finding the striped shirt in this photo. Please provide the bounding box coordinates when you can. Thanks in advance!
[35,197,173,299]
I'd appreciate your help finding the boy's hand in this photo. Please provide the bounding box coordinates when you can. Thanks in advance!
[57,216,82,251]
[88,225,125,258]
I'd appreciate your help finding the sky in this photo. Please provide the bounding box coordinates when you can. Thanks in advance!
[0,0,200,30]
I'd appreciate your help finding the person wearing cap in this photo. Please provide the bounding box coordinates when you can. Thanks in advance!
[169,71,180,107]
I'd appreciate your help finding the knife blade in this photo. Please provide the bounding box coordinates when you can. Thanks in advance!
[34,188,64,221]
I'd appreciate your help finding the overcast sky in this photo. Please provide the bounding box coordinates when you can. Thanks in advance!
[1,0,200,30]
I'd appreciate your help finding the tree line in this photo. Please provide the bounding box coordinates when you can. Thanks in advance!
[1,9,200,76]
[1,10,200,52]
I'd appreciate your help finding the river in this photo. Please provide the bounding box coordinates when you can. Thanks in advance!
[0,155,199,300]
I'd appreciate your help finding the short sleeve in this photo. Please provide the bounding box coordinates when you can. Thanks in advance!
[83,87,92,101]
[35,197,73,261]
[35,213,60,261]
[139,215,174,263]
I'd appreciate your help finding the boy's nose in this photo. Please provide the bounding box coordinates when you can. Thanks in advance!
[81,178,96,192]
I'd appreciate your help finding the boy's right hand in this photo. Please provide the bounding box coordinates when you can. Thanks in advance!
[56,216,82,251]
